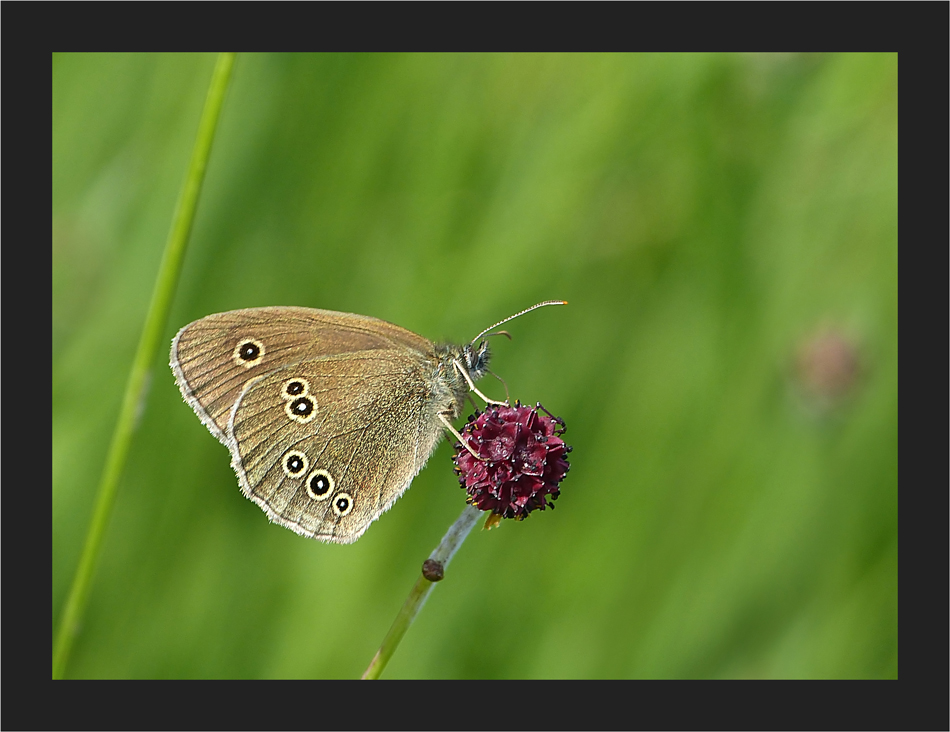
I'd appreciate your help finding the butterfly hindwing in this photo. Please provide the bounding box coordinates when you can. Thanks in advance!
[225,352,439,543]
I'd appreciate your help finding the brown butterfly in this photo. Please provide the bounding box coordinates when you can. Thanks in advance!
[170,302,564,543]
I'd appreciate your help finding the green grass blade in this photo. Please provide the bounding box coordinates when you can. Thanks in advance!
[52,52,236,679]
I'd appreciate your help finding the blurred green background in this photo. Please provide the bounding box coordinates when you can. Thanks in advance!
[53,53,896,679]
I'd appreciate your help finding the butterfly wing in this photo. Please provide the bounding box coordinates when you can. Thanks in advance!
[170,307,435,443]
[225,351,444,543]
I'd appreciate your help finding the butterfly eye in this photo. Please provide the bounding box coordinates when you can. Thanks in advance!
[281,378,310,399]
[285,396,317,423]
[305,469,334,500]
[332,492,354,517]
[281,450,309,478]
[232,338,265,367]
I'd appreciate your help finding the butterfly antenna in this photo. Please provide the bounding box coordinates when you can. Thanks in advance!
[470,300,567,344]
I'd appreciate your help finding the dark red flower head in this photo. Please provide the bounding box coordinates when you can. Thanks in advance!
[453,402,571,520]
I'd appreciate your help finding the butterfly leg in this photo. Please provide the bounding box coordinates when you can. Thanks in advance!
[452,359,507,407]
[438,413,481,459]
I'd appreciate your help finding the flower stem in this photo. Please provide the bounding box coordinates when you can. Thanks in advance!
[52,53,236,680]
[361,504,482,680]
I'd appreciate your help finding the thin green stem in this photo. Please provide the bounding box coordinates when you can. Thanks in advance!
[52,53,236,680]
[361,504,483,680]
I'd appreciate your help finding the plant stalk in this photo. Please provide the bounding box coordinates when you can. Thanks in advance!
[361,504,483,680]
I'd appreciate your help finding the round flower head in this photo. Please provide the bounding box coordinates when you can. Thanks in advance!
[453,402,571,520]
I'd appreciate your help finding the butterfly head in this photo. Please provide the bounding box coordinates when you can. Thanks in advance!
[431,339,492,419]
[461,338,492,382]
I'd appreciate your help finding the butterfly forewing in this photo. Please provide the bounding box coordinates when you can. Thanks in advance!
[170,307,434,442]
